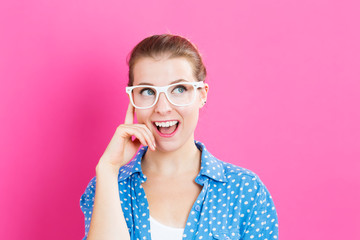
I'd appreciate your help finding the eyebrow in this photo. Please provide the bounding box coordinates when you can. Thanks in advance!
[137,79,189,86]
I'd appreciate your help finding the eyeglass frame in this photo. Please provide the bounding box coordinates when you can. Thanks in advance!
[125,81,205,109]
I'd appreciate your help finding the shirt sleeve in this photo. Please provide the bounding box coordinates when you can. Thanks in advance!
[79,176,97,240]
[241,179,279,240]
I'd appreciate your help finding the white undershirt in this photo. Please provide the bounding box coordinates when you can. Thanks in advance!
[150,215,184,240]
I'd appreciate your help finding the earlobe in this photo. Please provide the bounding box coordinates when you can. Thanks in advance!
[199,99,206,109]
[200,98,207,108]
[199,82,209,109]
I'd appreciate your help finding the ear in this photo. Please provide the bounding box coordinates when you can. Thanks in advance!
[199,83,209,109]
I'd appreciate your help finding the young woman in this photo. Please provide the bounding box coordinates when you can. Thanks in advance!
[80,34,278,240]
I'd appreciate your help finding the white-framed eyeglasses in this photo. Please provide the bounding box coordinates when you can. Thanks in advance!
[126,81,205,109]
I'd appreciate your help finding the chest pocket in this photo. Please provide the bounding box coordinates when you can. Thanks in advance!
[212,229,241,240]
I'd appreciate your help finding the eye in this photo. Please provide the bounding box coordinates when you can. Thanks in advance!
[172,85,187,94]
[140,88,155,96]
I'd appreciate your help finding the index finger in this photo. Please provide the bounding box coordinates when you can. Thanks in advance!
[124,102,135,124]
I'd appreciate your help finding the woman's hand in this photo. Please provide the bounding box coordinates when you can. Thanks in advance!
[96,103,156,173]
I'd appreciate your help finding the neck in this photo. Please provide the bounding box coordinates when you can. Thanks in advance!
[141,137,201,177]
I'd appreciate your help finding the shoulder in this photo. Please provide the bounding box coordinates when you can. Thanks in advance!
[215,159,274,204]
[220,160,264,187]
[80,176,97,199]
[217,159,277,213]
[222,160,259,179]
[80,176,97,212]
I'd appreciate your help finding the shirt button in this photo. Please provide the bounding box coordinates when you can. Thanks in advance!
[195,205,201,211]
[198,177,204,183]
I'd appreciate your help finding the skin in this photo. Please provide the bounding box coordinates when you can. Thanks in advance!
[132,56,209,228]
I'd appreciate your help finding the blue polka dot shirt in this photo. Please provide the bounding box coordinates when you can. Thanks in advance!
[80,141,279,239]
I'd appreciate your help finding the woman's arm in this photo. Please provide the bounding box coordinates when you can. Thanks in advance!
[86,163,130,240]
[83,103,156,240]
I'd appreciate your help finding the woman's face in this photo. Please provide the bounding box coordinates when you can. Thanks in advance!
[132,56,208,152]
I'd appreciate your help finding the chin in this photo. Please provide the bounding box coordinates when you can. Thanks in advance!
[155,134,194,153]
[155,139,181,153]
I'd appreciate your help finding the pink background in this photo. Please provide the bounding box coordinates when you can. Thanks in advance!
[1,0,359,239]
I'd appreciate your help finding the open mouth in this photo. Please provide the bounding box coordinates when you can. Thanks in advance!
[153,120,180,136]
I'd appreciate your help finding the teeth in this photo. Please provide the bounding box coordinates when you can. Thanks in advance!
[154,121,178,128]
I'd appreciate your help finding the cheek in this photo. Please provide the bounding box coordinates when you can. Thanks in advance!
[180,107,200,123]
[134,110,151,124]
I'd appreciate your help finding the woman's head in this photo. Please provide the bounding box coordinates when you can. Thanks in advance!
[126,34,209,153]
[127,34,207,86]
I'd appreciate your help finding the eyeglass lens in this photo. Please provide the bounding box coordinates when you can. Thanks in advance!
[131,83,195,108]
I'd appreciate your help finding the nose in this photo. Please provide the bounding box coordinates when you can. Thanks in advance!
[154,92,172,114]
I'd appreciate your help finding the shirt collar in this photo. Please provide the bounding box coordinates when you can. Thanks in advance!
[118,140,227,183]
[195,141,228,182]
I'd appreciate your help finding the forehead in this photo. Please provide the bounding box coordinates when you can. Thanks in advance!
[132,57,196,86]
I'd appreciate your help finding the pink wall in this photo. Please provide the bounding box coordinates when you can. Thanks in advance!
[1,0,359,239]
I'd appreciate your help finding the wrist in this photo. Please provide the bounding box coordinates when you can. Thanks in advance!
[95,162,121,177]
